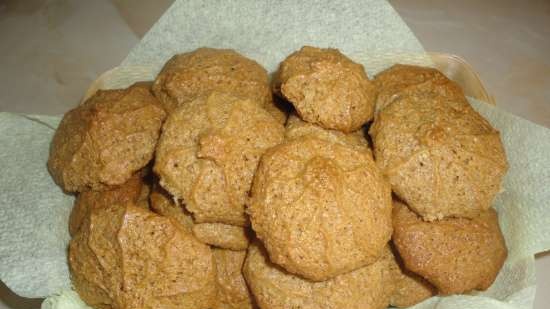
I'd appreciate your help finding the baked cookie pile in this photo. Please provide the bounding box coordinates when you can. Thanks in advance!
[48,46,508,309]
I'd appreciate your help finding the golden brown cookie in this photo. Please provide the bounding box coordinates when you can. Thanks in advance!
[149,184,194,231]
[248,136,392,281]
[388,244,435,307]
[285,113,372,155]
[193,223,250,251]
[155,92,285,226]
[243,242,393,309]
[369,94,508,221]
[69,203,217,309]
[374,64,467,112]
[69,172,150,236]
[48,83,166,192]
[392,202,507,295]
[152,48,286,123]
[213,249,254,309]
[273,46,376,132]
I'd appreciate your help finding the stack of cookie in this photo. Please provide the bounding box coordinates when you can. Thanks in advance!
[47,46,508,309]
[370,64,509,299]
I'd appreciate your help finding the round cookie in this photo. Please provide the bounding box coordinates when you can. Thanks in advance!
[274,46,376,132]
[285,113,372,155]
[152,48,286,123]
[374,64,467,112]
[392,201,508,295]
[69,172,150,236]
[154,92,285,226]
[369,94,508,220]
[249,136,392,281]
[213,249,254,309]
[388,244,435,307]
[193,223,250,251]
[243,242,393,309]
[69,203,217,309]
[48,83,166,192]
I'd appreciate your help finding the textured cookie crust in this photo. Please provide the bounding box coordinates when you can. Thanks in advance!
[69,203,217,309]
[274,46,376,132]
[374,64,467,112]
[369,94,508,220]
[249,137,392,281]
[213,249,254,309]
[388,243,435,307]
[243,242,393,309]
[392,202,508,294]
[155,92,285,226]
[47,83,166,192]
[69,172,150,236]
[193,223,250,251]
[152,48,286,123]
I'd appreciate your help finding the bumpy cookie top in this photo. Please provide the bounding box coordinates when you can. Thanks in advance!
[274,46,376,132]
[213,249,254,309]
[154,92,285,226]
[152,48,271,113]
[47,83,166,192]
[392,202,508,294]
[69,203,217,309]
[369,94,508,220]
[249,136,392,281]
[374,64,467,112]
[243,242,393,309]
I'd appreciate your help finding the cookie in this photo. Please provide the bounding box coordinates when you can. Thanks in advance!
[152,48,286,123]
[193,223,250,251]
[69,172,150,236]
[388,243,435,307]
[69,203,217,309]
[374,64,467,112]
[249,136,392,281]
[243,242,393,309]
[392,201,508,294]
[369,93,508,220]
[274,46,376,132]
[48,83,166,192]
[213,249,254,309]
[154,92,285,226]
[285,113,372,155]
